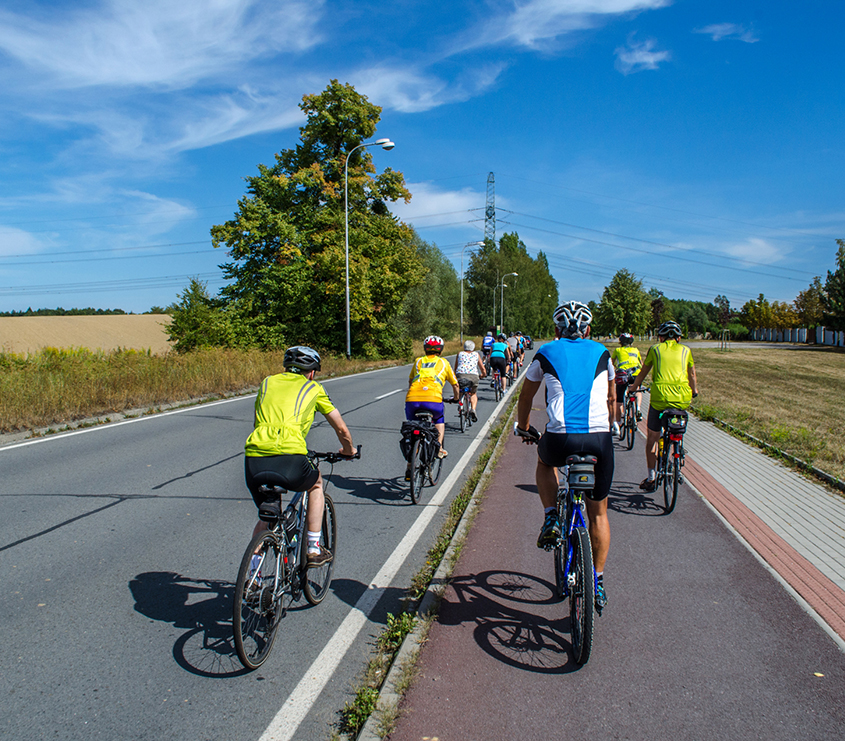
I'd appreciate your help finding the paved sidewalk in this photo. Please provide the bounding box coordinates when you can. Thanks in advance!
[676,402,845,644]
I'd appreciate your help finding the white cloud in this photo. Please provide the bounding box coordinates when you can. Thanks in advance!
[0,226,45,257]
[694,23,759,43]
[0,0,323,90]
[462,0,671,51]
[722,237,787,264]
[391,182,485,227]
[355,63,506,114]
[614,36,670,74]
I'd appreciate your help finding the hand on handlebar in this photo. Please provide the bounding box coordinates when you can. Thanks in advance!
[513,422,541,444]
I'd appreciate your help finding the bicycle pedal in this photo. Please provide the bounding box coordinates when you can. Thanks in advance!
[678,474,685,485]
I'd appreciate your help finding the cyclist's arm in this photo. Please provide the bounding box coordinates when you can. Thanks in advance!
[688,364,698,397]
[628,362,651,394]
[607,377,616,406]
[516,378,541,431]
[476,355,486,377]
[324,408,355,457]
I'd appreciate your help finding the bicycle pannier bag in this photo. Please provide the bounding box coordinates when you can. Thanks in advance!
[663,409,688,433]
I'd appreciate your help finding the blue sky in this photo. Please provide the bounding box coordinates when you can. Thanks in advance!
[0,0,842,315]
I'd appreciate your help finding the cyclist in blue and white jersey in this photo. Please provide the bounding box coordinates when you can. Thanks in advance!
[481,331,495,360]
[515,301,615,613]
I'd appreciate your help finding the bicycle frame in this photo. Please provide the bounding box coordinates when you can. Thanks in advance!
[556,470,590,599]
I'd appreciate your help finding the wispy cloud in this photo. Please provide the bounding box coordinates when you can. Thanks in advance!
[694,23,759,43]
[391,183,484,229]
[459,0,671,52]
[0,226,46,257]
[614,36,670,74]
[0,0,323,90]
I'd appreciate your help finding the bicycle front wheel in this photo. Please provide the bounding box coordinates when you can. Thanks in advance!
[569,525,595,666]
[459,402,466,432]
[409,439,426,504]
[233,531,284,670]
[664,443,679,513]
[625,402,636,450]
[302,493,337,605]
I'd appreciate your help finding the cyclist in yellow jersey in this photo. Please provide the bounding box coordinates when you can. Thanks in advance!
[610,333,643,435]
[244,346,355,567]
[405,335,460,458]
[628,321,698,492]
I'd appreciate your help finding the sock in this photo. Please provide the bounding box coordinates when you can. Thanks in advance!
[648,468,656,480]
[544,506,557,515]
[307,530,321,554]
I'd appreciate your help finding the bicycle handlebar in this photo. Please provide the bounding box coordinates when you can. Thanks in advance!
[311,445,362,464]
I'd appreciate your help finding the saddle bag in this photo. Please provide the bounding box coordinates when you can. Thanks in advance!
[662,408,688,434]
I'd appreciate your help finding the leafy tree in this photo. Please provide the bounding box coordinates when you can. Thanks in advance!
[464,232,558,338]
[166,279,230,352]
[714,295,731,328]
[593,269,651,337]
[649,288,667,329]
[824,239,845,331]
[793,277,825,327]
[210,80,422,357]
[395,234,460,340]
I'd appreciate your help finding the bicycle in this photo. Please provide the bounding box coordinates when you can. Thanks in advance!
[655,408,688,513]
[457,383,474,432]
[233,446,361,670]
[401,408,446,504]
[619,375,640,451]
[514,426,597,666]
[491,368,503,402]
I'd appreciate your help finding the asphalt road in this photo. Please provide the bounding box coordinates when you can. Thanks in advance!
[0,354,525,741]
[390,401,845,740]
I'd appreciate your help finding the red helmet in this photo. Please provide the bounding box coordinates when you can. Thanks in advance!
[423,335,444,354]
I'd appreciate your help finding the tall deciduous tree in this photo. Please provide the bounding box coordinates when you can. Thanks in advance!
[793,277,825,327]
[210,80,423,357]
[593,270,651,336]
[824,239,845,331]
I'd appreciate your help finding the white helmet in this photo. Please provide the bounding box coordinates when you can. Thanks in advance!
[553,301,592,338]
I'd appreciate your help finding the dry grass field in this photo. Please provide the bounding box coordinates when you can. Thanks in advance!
[0,315,173,355]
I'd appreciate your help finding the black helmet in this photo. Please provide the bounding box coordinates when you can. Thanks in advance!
[657,321,682,339]
[619,333,634,346]
[284,345,321,372]
[553,301,592,338]
[497,333,507,341]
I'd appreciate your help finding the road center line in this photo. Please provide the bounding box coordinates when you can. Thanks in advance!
[374,388,403,400]
[258,385,518,741]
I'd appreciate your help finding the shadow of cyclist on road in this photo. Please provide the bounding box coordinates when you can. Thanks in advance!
[130,571,249,678]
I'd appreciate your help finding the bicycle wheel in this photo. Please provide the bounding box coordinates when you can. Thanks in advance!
[625,402,636,451]
[553,495,569,600]
[569,525,595,666]
[464,393,473,428]
[409,439,426,504]
[302,493,337,605]
[664,442,679,513]
[428,446,443,485]
[459,401,466,432]
[233,530,284,670]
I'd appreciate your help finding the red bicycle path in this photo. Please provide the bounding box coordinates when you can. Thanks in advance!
[386,405,845,741]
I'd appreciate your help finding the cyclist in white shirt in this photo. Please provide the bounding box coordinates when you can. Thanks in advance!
[454,340,486,422]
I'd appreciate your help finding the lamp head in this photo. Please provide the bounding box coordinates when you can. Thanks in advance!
[375,138,395,150]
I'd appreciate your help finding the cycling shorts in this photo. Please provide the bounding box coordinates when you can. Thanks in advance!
[647,405,688,433]
[457,373,480,394]
[490,357,507,375]
[405,400,445,425]
[244,454,319,507]
[537,431,614,501]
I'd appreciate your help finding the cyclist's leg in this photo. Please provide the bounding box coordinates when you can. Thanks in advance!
[641,407,661,488]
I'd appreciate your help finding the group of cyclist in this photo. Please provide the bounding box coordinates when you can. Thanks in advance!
[240,301,697,618]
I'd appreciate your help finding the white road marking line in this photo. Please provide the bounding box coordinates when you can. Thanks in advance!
[374,388,403,400]
[258,384,519,741]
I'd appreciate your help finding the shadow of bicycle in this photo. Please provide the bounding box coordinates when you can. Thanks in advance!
[130,571,251,678]
[437,570,583,673]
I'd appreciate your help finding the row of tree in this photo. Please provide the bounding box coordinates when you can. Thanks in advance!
[166,81,557,356]
[586,240,845,340]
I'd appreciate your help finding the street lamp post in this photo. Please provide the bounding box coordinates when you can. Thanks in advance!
[501,272,518,329]
[460,241,485,343]
[344,137,395,359]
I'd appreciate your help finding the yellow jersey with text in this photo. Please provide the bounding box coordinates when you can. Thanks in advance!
[406,355,458,403]
[245,372,336,457]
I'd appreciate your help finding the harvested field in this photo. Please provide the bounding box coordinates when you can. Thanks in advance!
[0,315,173,356]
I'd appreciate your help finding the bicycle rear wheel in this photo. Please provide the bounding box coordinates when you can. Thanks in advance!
[625,402,636,450]
[459,401,466,432]
[233,531,284,670]
[302,493,337,605]
[409,439,426,504]
[664,443,679,513]
[569,525,595,666]
[428,442,443,485]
